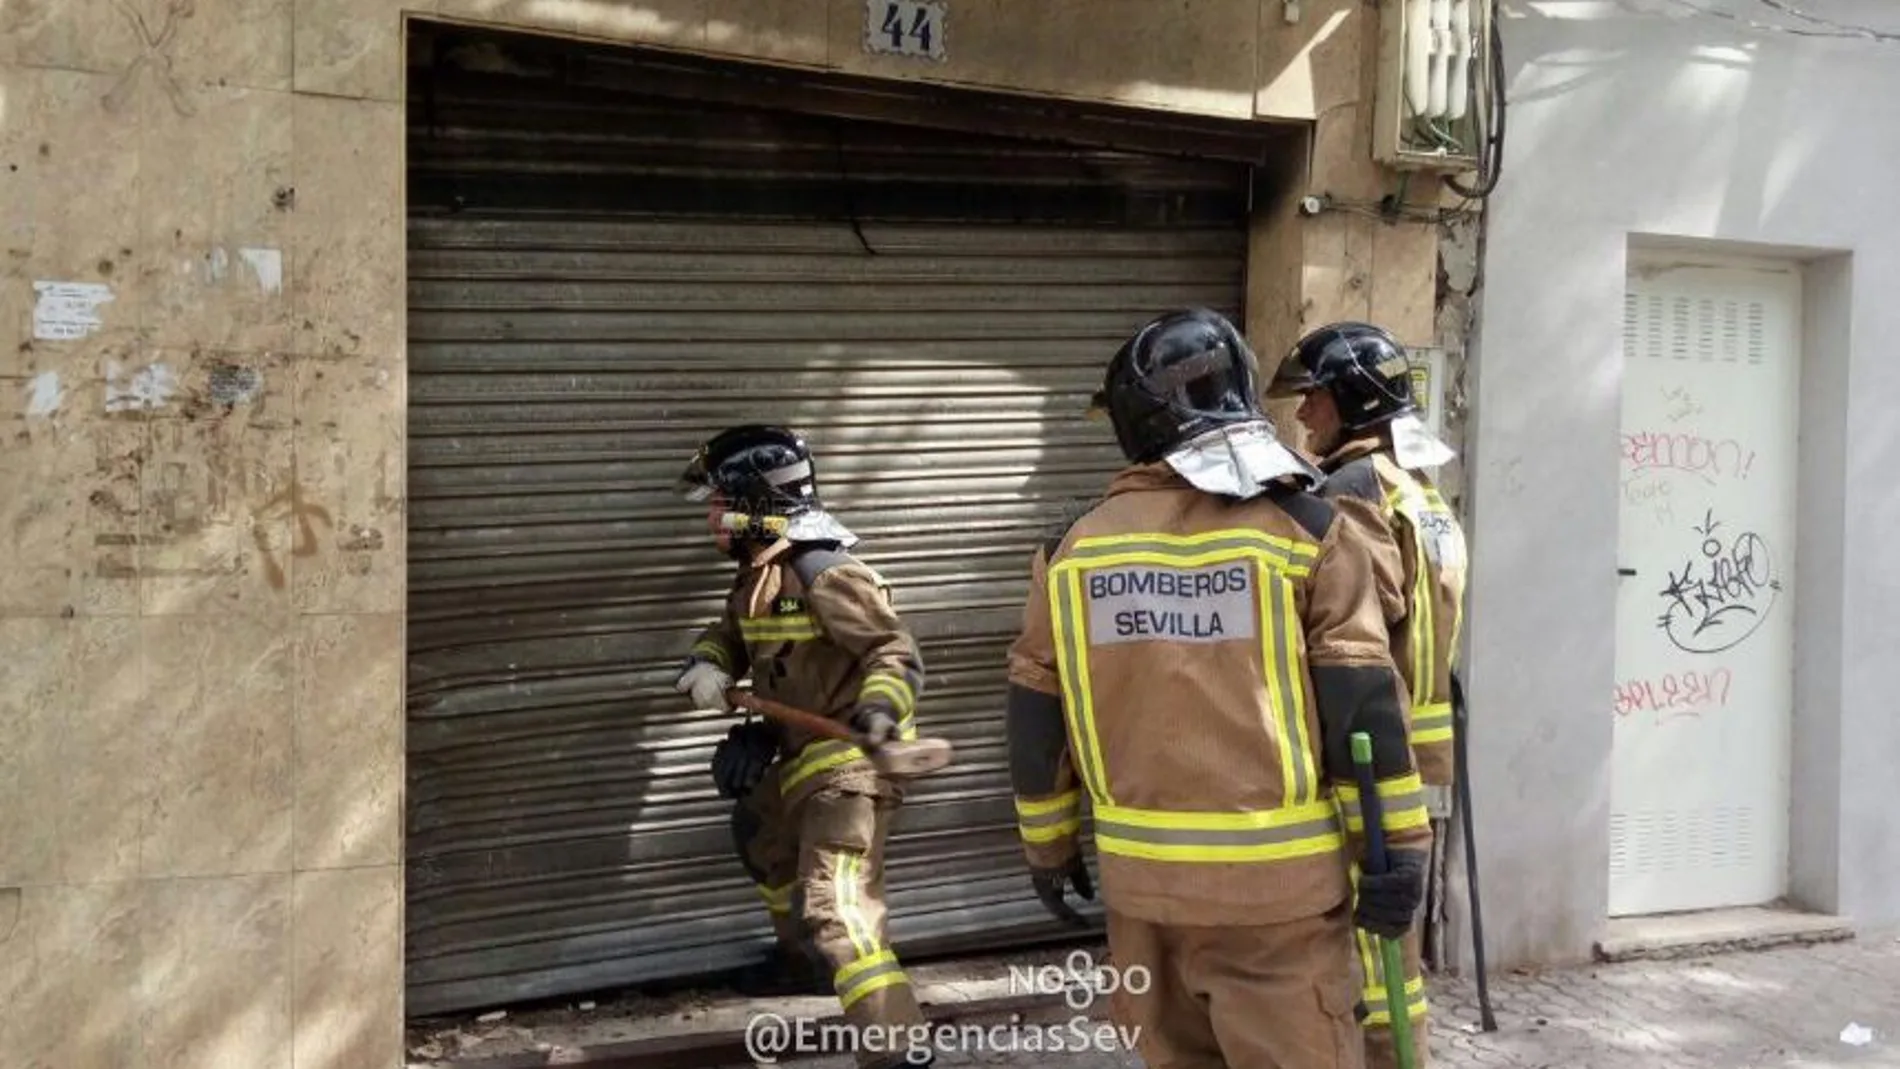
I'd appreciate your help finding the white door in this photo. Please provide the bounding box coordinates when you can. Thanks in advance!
[1610,253,1802,917]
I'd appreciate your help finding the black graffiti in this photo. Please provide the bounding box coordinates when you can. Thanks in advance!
[1655,510,1780,654]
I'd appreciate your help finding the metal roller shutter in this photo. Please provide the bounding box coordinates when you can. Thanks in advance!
[404,52,1254,1016]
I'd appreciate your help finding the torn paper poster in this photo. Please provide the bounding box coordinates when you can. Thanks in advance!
[32,281,116,341]
[239,248,284,295]
[24,371,63,417]
[1841,1023,1875,1046]
[105,360,179,413]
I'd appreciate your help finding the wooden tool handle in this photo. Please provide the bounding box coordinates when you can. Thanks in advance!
[726,689,859,743]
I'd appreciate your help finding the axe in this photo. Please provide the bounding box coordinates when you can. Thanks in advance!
[724,690,954,778]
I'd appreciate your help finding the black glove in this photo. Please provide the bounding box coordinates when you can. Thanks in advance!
[849,706,900,749]
[711,720,778,800]
[1030,855,1096,928]
[1355,849,1426,939]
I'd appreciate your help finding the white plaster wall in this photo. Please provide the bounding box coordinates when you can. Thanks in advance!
[1465,0,1900,967]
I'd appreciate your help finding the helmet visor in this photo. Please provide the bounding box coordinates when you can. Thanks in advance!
[1145,345,1256,417]
[675,447,714,503]
[1265,350,1318,399]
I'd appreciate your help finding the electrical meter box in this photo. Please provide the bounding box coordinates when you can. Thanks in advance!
[1374,0,1497,172]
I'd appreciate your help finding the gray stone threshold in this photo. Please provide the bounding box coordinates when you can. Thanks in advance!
[1594,905,1855,962]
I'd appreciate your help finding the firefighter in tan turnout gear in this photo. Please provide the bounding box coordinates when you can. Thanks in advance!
[1273,321,1472,1069]
[1005,309,1433,1069]
[674,425,933,1069]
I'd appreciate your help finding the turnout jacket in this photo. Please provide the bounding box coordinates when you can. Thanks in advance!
[1319,436,1469,788]
[1005,463,1433,927]
[690,539,924,808]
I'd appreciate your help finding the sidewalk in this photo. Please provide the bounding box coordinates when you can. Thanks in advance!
[771,932,1900,1068]
[407,929,1900,1068]
[1428,931,1900,1069]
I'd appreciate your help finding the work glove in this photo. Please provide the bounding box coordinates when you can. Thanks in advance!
[710,719,777,799]
[675,659,734,712]
[1354,848,1426,939]
[849,706,900,749]
[1029,855,1095,929]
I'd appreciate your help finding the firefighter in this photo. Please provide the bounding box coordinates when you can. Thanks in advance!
[1271,321,1471,1069]
[1005,309,1433,1069]
[674,424,932,1069]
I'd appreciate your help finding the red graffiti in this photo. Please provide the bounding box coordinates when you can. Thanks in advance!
[1622,431,1757,482]
[1613,668,1733,723]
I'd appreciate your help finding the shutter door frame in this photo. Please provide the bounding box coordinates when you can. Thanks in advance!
[405,28,1265,1016]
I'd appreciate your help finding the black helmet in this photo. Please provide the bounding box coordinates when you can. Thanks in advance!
[1091,308,1269,464]
[676,424,821,534]
[1273,321,1418,432]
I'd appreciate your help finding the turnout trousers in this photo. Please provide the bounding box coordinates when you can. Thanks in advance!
[733,761,927,1069]
[1106,900,1367,1069]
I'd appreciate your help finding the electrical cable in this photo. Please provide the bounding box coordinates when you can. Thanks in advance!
[1444,11,1505,200]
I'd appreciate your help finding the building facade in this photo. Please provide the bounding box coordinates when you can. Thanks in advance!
[1,1,1483,1063]
[1464,0,1900,971]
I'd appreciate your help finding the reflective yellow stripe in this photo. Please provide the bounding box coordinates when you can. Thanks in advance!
[1351,882,1428,1025]
[1093,799,1344,863]
[756,882,794,914]
[1356,923,1379,993]
[834,948,909,1009]
[1412,701,1453,745]
[780,739,869,794]
[1015,791,1081,818]
[1336,774,1430,834]
[1050,568,1113,807]
[691,639,731,670]
[835,853,873,959]
[740,614,820,643]
[739,620,818,636]
[859,674,915,718]
[1362,974,1429,1025]
[1021,819,1082,843]
[835,948,895,987]
[1413,544,1434,713]
[1276,575,1319,804]
[835,949,909,1010]
[1016,792,1082,843]
[1067,529,1321,575]
[1256,564,1300,803]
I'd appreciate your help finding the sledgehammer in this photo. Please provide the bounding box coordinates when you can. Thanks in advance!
[725,689,954,778]
[1352,730,1418,1069]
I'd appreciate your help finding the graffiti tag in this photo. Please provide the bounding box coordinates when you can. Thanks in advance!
[1622,430,1757,483]
[1614,668,1733,723]
[1655,510,1779,655]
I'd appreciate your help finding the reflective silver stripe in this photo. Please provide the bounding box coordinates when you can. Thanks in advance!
[1018,808,1077,829]
[1267,576,1310,803]
[1066,534,1318,572]
[1095,815,1340,848]
[764,459,813,485]
[835,954,907,1008]
[1337,788,1427,822]
[1051,572,1109,804]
